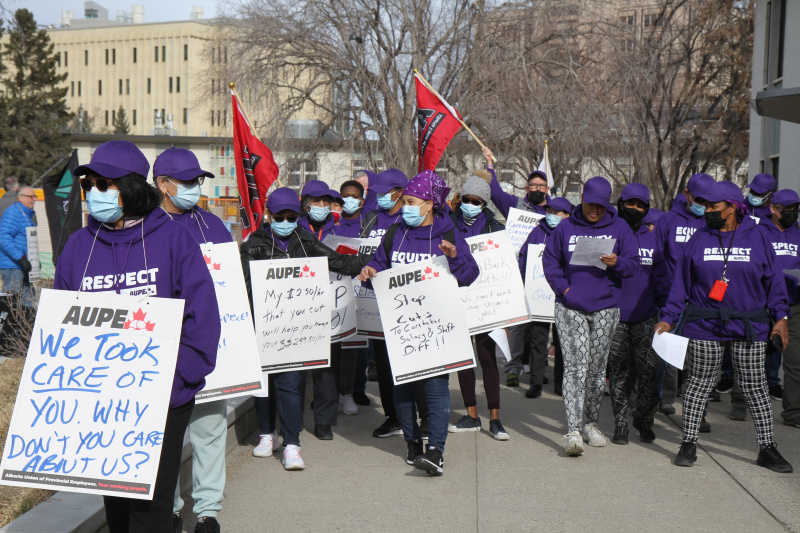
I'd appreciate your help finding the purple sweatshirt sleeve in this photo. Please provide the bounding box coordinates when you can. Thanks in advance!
[366,234,391,274]
[543,225,569,296]
[607,223,638,279]
[761,233,790,321]
[488,168,519,219]
[661,247,692,327]
[447,232,480,286]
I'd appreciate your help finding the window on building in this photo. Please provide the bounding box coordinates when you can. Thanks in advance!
[217,110,220,126]
[154,46,159,62]
[98,80,102,95]
[224,47,228,63]
[64,51,68,67]
[161,108,165,121]
[133,110,137,126]
[169,77,173,93]
[70,81,74,96]
[162,46,166,62]
[78,81,81,96]
[643,13,663,28]
[112,49,116,64]
[209,145,238,192]
[105,49,109,64]
[119,79,123,95]
[176,77,180,93]
[133,47,137,63]
[56,52,61,66]
[112,110,116,124]
[184,44,188,61]
[211,79,215,95]
[147,78,151,94]
[84,50,88,65]
[223,109,227,126]
[105,110,109,125]
[183,108,187,124]
[211,110,214,126]
[126,79,130,95]
[287,160,319,191]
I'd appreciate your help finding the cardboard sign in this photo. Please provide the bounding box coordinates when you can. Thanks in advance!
[195,242,264,403]
[0,289,184,500]
[329,272,357,342]
[505,207,543,256]
[26,226,41,283]
[250,257,331,372]
[525,244,555,322]
[460,232,531,334]
[373,257,475,384]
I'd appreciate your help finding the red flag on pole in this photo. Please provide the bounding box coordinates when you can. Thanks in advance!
[232,92,279,241]
[415,73,463,172]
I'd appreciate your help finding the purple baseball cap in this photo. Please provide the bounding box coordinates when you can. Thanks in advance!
[772,189,800,207]
[528,170,548,183]
[748,173,776,195]
[545,197,573,213]
[266,187,301,213]
[620,182,650,204]
[74,140,150,179]
[328,189,343,203]
[686,173,715,199]
[643,207,663,226]
[702,180,744,204]
[301,180,331,198]
[582,176,612,208]
[371,169,408,194]
[153,147,214,182]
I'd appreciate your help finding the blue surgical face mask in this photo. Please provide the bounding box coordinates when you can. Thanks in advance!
[460,203,482,218]
[87,189,123,223]
[271,220,297,237]
[545,213,563,228]
[168,180,201,210]
[308,205,330,222]
[748,193,766,207]
[402,203,430,227]
[343,197,361,215]
[689,201,705,217]
[377,193,398,210]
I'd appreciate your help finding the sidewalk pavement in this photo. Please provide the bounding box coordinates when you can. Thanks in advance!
[179,362,800,533]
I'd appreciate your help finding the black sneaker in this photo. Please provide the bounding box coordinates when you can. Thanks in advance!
[632,416,656,443]
[757,444,793,473]
[413,445,444,476]
[172,514,183,533]
[784,416,800,429]
[674,442,697,467]
[314,423,333,440]
[373,417,403,438]
[658,403,676,415]
[489,419,509,441]
[367,361,378,382]
[195,517,220,533]
[448,414,481,433]
[714,378,734,394]
[419,418,429,439]
[352,391,371,406]
[708,390,721,402]
[506,373,520,387]
[612,427,629,445]
[699,416,711,433]
[729,405,747,421]
[769,385,784,401]
[525,383,542,398]
[406,438,424,465]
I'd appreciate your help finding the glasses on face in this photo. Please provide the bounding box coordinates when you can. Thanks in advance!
[168,177,205,187]
[773,204,799,214]
[527,184,548,191]
[272,214,298,223]
[80,177,112,192]
[18,194,36,199]
[461,198,484,206]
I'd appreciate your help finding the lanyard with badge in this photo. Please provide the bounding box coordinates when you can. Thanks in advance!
[709,227,737,301]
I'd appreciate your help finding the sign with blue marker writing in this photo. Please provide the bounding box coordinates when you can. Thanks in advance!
[373,257,475,384]
[525,244,555,322]
[195,242,264,403]
[460,232,531,334]
[0,289,184,500]
[250,257,331,372]
[505,207,544,257]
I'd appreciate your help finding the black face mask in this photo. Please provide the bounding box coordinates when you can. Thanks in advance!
[779,210,799,228]
[620,206,646,227]
[528,191,546,205]
[705,210,726,230]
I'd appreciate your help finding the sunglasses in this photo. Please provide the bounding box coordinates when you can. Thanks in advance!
[80,177,113,192]
[272,214,298,223]
[461,198,484,206]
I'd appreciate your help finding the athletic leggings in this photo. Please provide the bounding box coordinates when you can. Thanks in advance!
[456,333,501,410]
[608,317,659,429]
[554,303,620,433]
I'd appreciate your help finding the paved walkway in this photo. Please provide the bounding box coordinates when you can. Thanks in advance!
[178,362,800,532]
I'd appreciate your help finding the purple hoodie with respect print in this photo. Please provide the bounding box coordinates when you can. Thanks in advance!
[165,206,233,245]
[54,208,221,408]
[757,215,800,306]
[542,206,638,313]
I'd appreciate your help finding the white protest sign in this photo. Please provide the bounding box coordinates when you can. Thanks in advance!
[489,328,511,362]
[329,273,357,342]
[525,244,555,322]
[25,226,41,283]
[652,331,688,369]
[195,242,264,403]
[250,257,331,372]
[460,232,531,334]
[0,289,183,500]
[505,207,543,256]
[373,257,476,384]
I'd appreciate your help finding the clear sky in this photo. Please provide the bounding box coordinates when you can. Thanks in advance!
[13,0,218,27]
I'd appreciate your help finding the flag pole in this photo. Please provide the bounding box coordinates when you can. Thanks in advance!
[413,69,497,163]
[229,82,284,188]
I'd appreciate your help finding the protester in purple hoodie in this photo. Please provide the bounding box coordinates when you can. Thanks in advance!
[542,176,637,456]
[655,180,792,473]
[606,183,662,446]
[355,169,379,213]
[643,207,663,231]
[359,170,479,476]
[480,146,548,218]
[745,173,776,220]
[336,180,368,238]
[152,147,230,533]
[362,168,408,239]
[55,140,220,533]
[516,197,572,398]
[298,179,337,241]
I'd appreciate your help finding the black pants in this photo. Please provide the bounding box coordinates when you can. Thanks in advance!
[457,333,501,410]
[104,399,194,533]
[553,325,564,389]
[310,343,342,425]
[372,339,428,420]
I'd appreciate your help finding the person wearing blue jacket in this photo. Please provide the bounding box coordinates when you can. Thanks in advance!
[655,180,792,473]
[151,148,229,533]
[0,186,37,308]
[542,176,638,456]
[358,170,479,476]
[517,197,572,398]
[606,183,663,445]
[745,173,776,220]
[55,140,221,533]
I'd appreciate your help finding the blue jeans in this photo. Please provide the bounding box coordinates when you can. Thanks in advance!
[394,374,450,453]
[254,371,302,446]
[0,268,34,307]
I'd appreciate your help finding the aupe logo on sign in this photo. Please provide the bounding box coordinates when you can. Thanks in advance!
[62,306,157,331]
[469,238,501,254]
[388,266,441,289]
[265,264,316,280]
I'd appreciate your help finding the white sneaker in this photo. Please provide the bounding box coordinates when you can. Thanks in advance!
[339,394,358,415]
[282,444,305,470]
[564,431,584,456]
[581,423,607,447]
[523,364,531,374]
[253,432,280,457]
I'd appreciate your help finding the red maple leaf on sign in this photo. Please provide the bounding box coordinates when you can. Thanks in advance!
[204,255,212,265]
[124,319,132,329]
[145,321,156,331]
[434,272,440,277]
[303,265,310,272]
[124,308,156,331]
[424,266,433,274]
[487,239,494,247]
[310,272,315,277]
[132,309,147,321]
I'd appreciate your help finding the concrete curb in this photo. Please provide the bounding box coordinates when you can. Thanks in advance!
[0,397,256,533]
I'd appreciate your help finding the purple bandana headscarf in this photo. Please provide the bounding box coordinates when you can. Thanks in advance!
[727,199,749,217]
[404,170,451,211]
